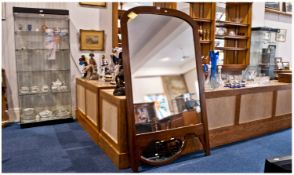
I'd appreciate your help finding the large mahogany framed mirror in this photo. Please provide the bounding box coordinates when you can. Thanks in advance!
[121,6,210,172]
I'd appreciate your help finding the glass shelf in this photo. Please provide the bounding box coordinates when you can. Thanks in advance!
[16,48,70,51]
[17,69,70,72]
[15,31,69,35]
[14,7,72,125]
[19,90,71,96]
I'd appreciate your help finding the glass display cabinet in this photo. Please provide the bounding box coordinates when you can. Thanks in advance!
[13,7,72,126]
[250,27,279,79]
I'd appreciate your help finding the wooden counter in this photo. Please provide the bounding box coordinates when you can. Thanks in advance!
[205,81,292,147]
[76,78,128,168]
[76,78,115,127]
[75,78,116,159]
[76,79,291,169]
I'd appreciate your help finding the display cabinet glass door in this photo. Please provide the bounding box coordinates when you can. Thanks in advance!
[13,8,72,124]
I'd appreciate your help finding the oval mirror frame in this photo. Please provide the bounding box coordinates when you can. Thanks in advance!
[121,6,211,172]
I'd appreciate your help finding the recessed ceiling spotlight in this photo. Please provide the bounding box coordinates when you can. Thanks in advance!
[160,57,170,62]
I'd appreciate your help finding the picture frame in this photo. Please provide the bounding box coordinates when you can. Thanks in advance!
[80,30,104,51]
[134,102,156,124]
[265,2,281,11]
[144,94,170,120]
[275,57,282,64]
[276,29,287,42]
[79,2,106,7]
[285,2,292,13]
[282,62,290,70]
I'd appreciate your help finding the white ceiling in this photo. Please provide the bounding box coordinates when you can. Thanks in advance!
[127,14,196,77]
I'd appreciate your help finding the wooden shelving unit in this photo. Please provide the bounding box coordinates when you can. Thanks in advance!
[216,3,252,71]
[112,2,252,72]
[189,2,216,59]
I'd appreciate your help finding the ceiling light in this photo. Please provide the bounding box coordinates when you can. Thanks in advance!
[160,57,170,62]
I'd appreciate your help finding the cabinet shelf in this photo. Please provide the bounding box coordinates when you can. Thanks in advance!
[200,40,212,44]
[19,90,70,96]
[192,17,212,23]
[221,64,248,72]
[15,31,69,35]
[216,20,249,27]
[215,47,247,51]
[17,69,70,72]
[16,48,70,51]
[21,117,73,126]
[215,35,248,40]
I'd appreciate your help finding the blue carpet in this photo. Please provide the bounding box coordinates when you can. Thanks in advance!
[2,121,291,172]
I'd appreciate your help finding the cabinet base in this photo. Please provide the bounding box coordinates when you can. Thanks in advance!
[20,117,74,128]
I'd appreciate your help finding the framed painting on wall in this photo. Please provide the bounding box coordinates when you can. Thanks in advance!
[265,2,281,11]
[79,2,106,7]
[285,2,292,13]
[80,30,104,51]
[276,29,287,42]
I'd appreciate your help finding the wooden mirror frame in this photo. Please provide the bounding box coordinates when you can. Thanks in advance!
[121,6,211,172]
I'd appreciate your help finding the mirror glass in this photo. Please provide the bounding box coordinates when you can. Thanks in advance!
[128,13,202,136]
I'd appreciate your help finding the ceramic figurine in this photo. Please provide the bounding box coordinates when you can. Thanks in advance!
[79,53,98,80]
[111,47,121,65]
[79,55,88,78]
[86,53,99,80]
[113,52,125,96]
[101,55,108,66]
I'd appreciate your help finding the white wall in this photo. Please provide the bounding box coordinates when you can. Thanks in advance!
[264,12,292,65]
[183,69,199,100]
[2,2,112,121]
[251,2,292,65]
[132,77,164,103]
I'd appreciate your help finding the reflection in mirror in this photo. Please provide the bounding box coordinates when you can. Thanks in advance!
[141,138,184,163]
[128,14,201,135]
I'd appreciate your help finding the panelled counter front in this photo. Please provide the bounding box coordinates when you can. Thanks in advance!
[76,78,292,169]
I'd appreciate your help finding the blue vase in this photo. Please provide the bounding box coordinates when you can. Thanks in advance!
[209,51,220,89]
